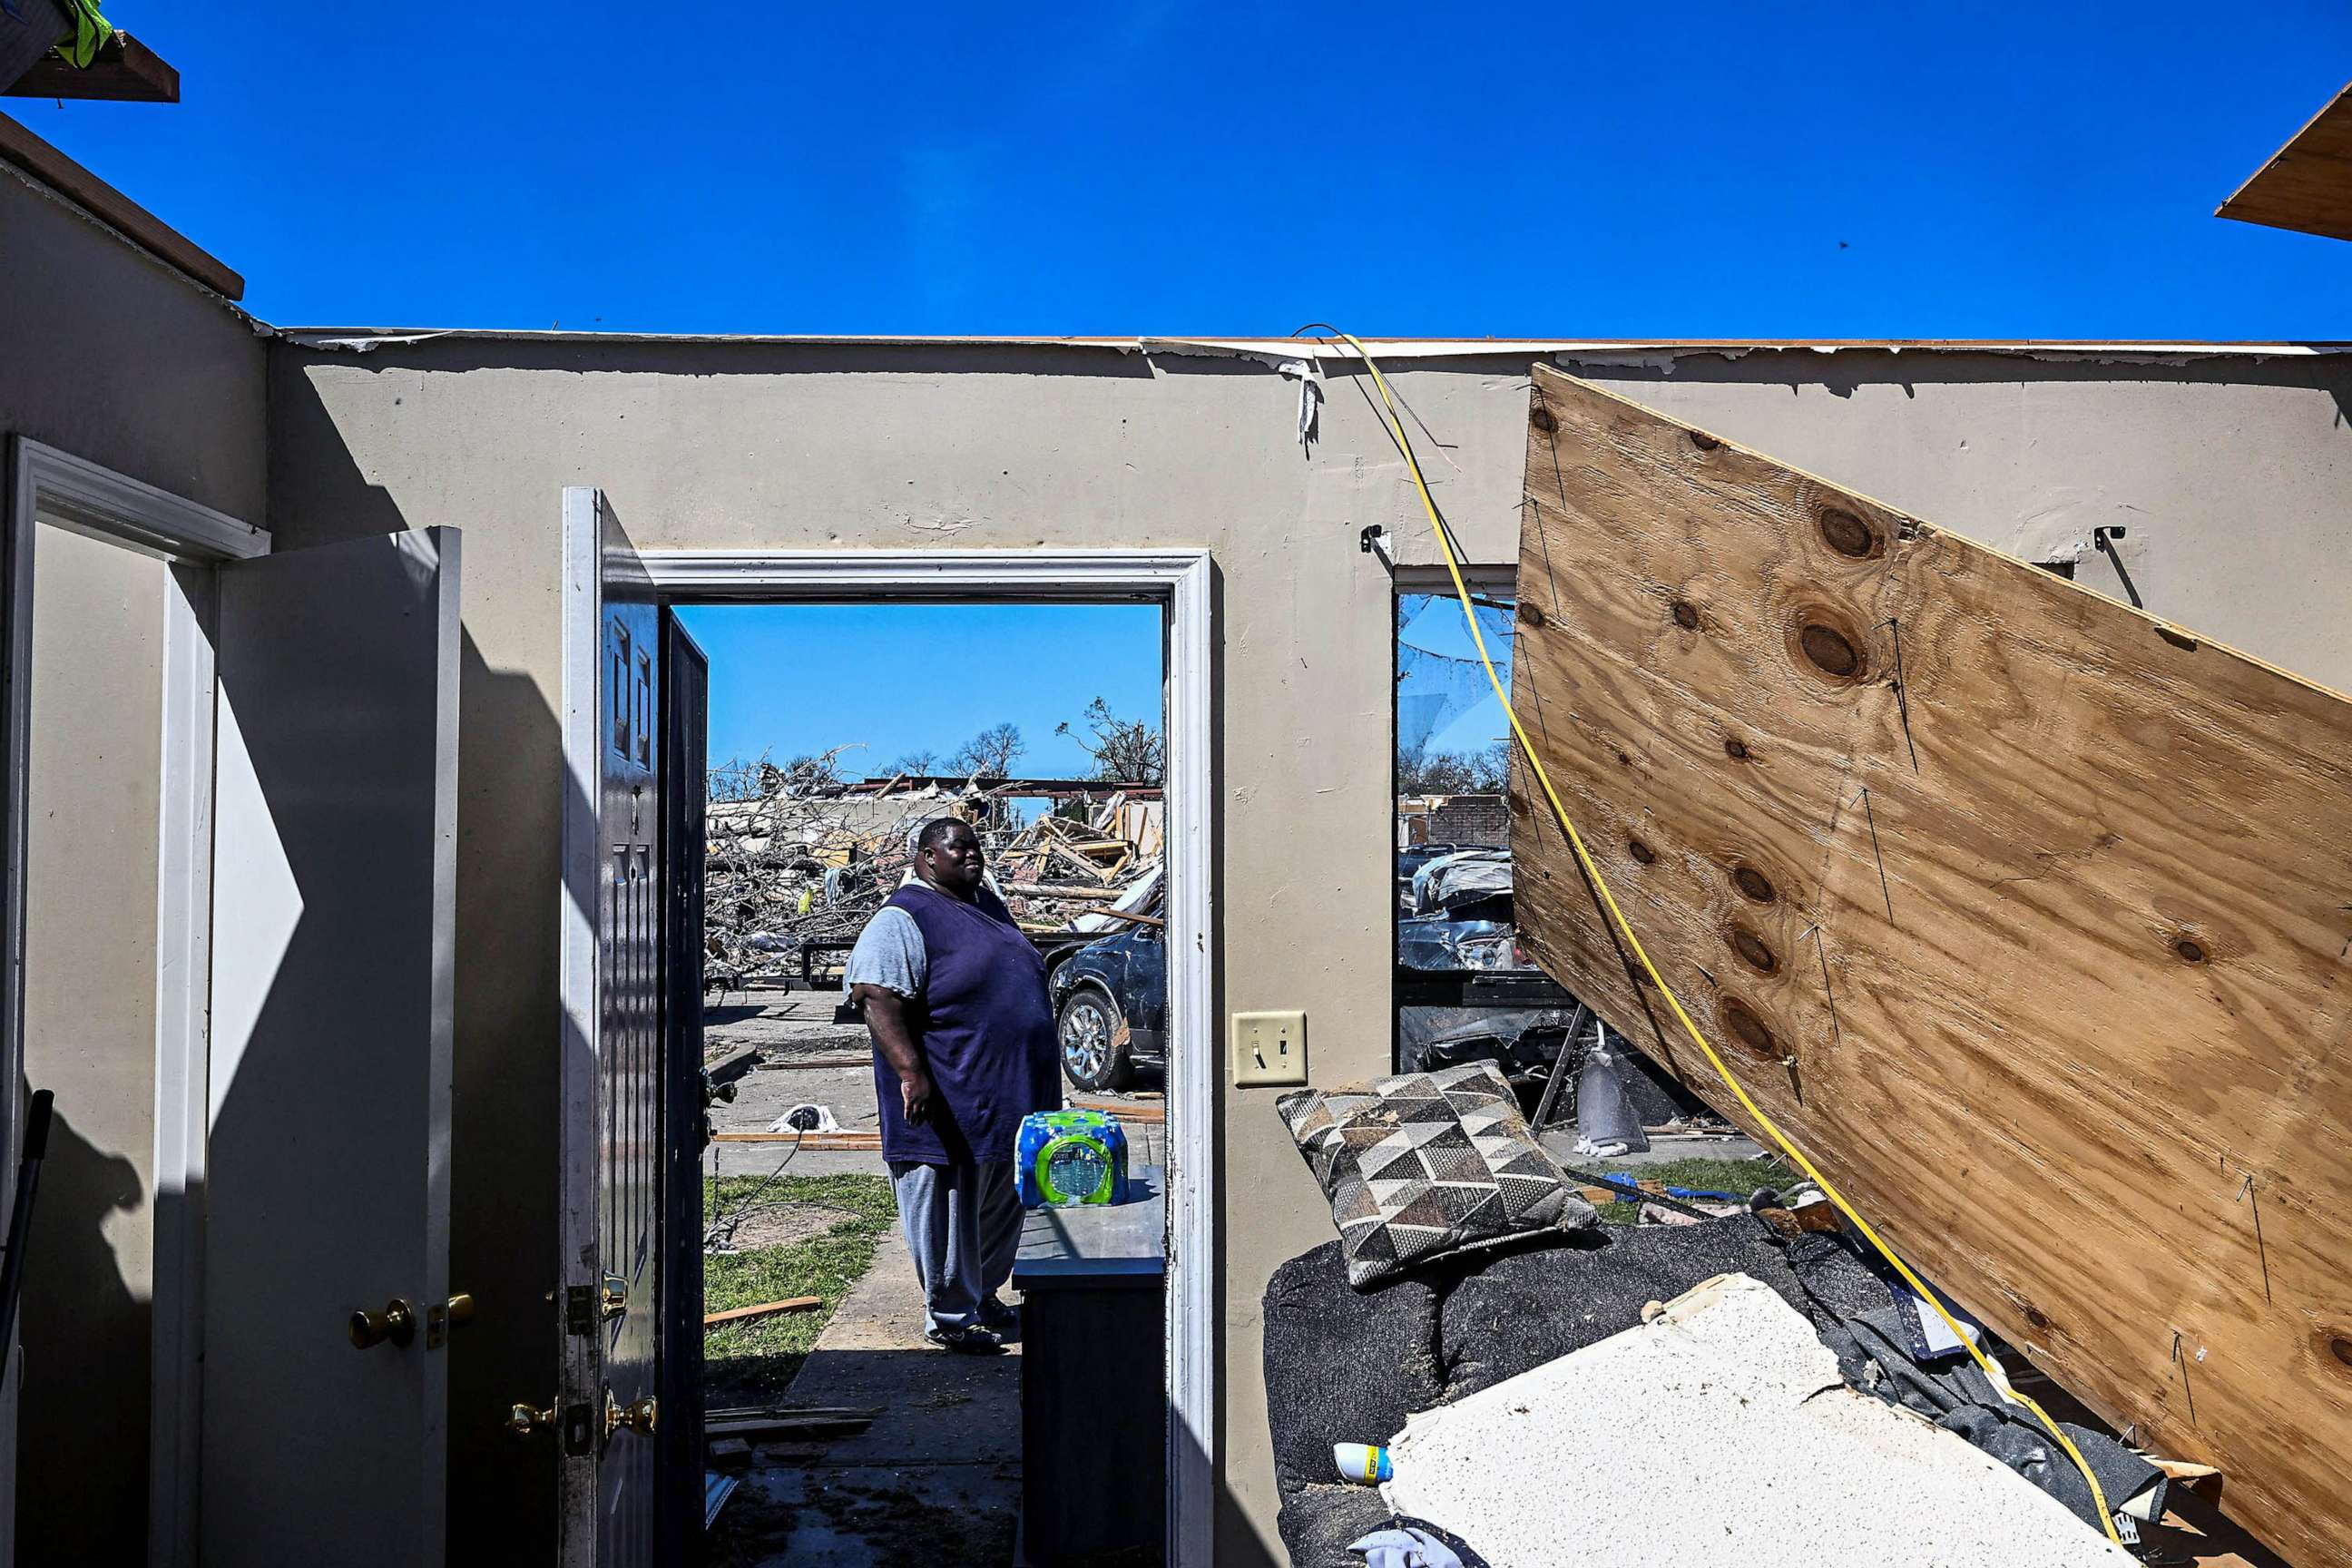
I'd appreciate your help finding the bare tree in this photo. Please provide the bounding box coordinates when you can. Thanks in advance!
[950,723,1027,779]
[1057,697,1164,785]
[709,755,770,803]
[886,747,941,775]
[1396,740,1511,795]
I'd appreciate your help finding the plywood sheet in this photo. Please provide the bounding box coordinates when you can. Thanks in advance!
[1509,363,2352,1568]
[2218,82,2352,242]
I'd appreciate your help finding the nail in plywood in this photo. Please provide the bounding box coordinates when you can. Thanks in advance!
[2218,81,2352,242]
[1509,363,2352,1568]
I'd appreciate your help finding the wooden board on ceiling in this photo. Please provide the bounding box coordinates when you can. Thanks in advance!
[1507,362,2352,1568]
[2,33,179,102]
[2218,81,2352,241]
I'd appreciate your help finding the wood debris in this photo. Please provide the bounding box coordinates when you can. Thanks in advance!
[703,753,1163,991]
[703,1296,823,1328]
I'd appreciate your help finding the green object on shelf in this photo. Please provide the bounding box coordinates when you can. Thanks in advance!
[54,0,110,68]
[1016,1108,1131,1208]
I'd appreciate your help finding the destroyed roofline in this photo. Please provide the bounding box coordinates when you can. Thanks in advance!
[272,328,2352,358]
[840,775,1163,799]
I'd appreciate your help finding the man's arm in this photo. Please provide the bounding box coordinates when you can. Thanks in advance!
[842,906,933,1127]
[853,984,934,1125]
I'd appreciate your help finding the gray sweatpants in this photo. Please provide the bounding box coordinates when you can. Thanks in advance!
[888,1160,1023,1333]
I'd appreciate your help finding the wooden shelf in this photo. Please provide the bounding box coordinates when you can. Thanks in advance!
[4,33,178,103]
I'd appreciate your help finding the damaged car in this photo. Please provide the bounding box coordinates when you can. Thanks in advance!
[1046,909,1166,1093]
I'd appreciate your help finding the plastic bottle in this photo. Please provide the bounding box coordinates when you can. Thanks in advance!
[1333,1442,1393,1484]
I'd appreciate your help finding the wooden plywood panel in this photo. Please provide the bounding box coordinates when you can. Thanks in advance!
[1509,364,2352,1568]
[2218,82,2352,241]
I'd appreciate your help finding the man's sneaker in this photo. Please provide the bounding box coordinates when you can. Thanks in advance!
[925,1323,1004,1356]
[978,1297,1021,1337]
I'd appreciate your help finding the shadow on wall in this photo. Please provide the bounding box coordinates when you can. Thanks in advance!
[16,1109,149,1564]
[266,368,570,1558]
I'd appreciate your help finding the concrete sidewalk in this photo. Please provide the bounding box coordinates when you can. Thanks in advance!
[710,1223,1024,1567]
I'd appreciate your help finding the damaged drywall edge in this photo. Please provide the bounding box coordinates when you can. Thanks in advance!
[279,329,458,353]
[263,327,2352,360]
[0,159,266,334]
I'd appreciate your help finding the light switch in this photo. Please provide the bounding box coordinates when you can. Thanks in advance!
[1230,1010,1308,1087]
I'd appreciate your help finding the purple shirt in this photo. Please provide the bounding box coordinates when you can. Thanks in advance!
[862,882,1060,1165]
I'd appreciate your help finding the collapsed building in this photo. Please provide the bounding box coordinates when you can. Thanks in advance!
[701,766,1164,992]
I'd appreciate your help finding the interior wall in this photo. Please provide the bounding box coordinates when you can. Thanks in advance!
[17,519,169,1563]
[0,152,264,1560]
[263,336,2352,1563]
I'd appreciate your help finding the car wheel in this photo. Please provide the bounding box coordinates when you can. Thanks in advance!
[1057,986,1134,1092]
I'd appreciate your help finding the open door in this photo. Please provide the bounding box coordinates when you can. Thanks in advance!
[659,612,710,1559]
[558,490,668,1565]
[203,529,461,1566]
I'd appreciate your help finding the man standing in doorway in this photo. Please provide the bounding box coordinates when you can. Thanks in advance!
[847,817,1061,1352]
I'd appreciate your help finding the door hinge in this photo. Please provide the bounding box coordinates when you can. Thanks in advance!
[561,1402,595,1457]
[564,1284,596,1338]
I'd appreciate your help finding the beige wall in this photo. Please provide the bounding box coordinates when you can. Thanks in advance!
[265,336,2352,1561]
[17,520,170,1561]
[2,162,262,1559]
[0,165,268,523]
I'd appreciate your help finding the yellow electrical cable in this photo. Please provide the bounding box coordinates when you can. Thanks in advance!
[1311,328,2125,1545]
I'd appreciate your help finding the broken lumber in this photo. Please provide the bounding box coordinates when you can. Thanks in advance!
[1083,907,1165,929]
[1070,1097,1165,1124]
[705,1406,879,1441]
[1004,880,1121,900]
[1508,364,2352,1568]
[703,1296,822,1328]
[711,1130,882,1151]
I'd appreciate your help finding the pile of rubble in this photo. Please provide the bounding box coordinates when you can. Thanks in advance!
[701,754,1162,993]
[990,799,1164,935]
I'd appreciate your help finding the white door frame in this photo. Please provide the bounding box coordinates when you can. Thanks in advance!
[625,544,1217,1567]
[2,436,269,1568]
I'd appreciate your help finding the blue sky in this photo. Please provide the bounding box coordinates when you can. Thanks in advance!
[20,5,2349,767]
[673,603,1161,778]
[14,3,2352,337]
[1397,594,1514,759]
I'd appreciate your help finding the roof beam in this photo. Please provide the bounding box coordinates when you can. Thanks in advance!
[2,32,179,103]
[2218,81,2352,241]
[0,111,240,299]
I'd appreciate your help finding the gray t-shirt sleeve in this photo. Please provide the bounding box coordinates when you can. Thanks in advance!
[844,906,926,999]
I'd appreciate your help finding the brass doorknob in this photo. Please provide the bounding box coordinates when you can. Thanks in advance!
[446,1292,476,1328]
[604,1390,657,1437]
[507,1402,556,1438]
[601,1273,628,1320]
[349,1298,416,1350]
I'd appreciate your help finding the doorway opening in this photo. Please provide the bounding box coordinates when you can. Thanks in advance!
[556,530,1213,1568]
[679,598,1169,1565]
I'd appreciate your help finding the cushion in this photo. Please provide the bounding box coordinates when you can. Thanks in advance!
[1261,1240,1444,1493]
[1279,1059,1597,1289]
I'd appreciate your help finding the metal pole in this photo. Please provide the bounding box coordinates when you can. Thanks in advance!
[1526,1003,1589,1134]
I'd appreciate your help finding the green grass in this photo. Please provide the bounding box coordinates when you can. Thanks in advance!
[1563,1153,1805,1225]
[703,1172,897,1405]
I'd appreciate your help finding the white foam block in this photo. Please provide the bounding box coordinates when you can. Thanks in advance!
[1382,1273,2131,1568]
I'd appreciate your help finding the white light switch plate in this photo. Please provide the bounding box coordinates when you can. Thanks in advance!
[1230,1009,1308,1087]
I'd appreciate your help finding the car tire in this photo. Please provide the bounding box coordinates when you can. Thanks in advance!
[1057,985,1134,1093]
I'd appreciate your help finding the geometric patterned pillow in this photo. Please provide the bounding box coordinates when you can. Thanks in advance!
[1278,1059,1598,1289]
